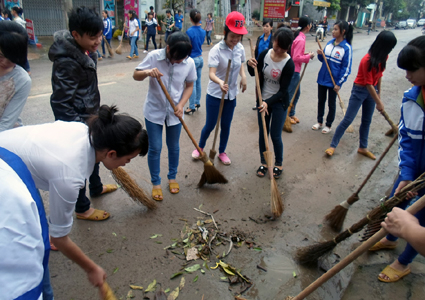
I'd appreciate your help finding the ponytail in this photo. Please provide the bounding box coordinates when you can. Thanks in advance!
[88,105,149,157]
[335,20,353,45]
[11,6,23,16]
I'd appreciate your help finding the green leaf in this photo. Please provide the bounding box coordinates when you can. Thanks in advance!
[150,234,158,239]
[193,275,198,282]
[155,241,163,244]
[253,247,262,251]
[113,267,119,274]
[170,272,183,279]
[185,264,201,273]
[106,249,114,253]
[223,251,226,257]
[220,277,227,280]
[293,271,297,278]
[198,204,203,209]
[164,288,170,293]
[203,262,210,270]
[144,279,157,292]
[171,250,182,255]
[201,269,205,274]
[112,232,117,237]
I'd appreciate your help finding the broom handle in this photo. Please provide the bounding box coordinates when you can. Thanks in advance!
[350,133,398,203]
[157,77,204,154]
[211,60,232,153]
[380,110,398,133]
[317,41,347,115]
[119,26,125,46]
[292,194,425,300]
[248,39,270,153]
[286,63,308,116]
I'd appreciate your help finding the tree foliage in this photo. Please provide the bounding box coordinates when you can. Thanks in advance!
[162,0,185,13]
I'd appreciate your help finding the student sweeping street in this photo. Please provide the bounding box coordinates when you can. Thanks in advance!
[313,20,353,134]
[185,9,206,115]
[101,10,112,58]
[49,7,118,228]
[325,31,397,159]
[204,13,215,46]
[192,11,248,166]
[287,16,315,123]
[133,31,196,201]
[0,104,149,296]
[143,12,158,53]
[247,27,295,178]
[0,21,31,132]
[368,36,425,283]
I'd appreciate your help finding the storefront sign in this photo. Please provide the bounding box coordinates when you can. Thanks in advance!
[4,0,21,11]
[263,0,286,20]
[124,0,136,33]
[104,0,116,27]
[313,1,331,7]
[25,18,35,42]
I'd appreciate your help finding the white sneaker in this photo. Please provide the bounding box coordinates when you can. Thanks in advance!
[143,50,148,53]
[322,126,332,134]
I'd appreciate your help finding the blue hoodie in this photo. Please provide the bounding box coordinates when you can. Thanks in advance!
[103,17,112,39]
[398,85,425,182]
[317,38,352,88]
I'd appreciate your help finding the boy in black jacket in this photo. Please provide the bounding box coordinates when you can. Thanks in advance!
[49,6,117,225]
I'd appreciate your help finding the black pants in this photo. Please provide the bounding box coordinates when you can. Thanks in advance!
[317,84,337,127]
[75,162,103,213]
[146,33,157,50]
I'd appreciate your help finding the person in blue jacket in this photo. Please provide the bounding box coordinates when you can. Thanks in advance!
[369,36,425,283]
[143,12,157,53]
[312,20,353,134]
[175,10,184,31]
[101,10,112,58]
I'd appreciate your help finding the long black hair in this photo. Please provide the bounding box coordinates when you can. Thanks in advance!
[294,16,311,39]
[166,31,192,61]
[368,31,397,72]
[88,105,148,157]
[11,6,23,16]
[0,21,28,68]
[273,27,294,51]
[397,36,425,72]
[334,20,353,45]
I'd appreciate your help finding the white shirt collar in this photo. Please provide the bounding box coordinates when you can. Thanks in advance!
[157,48,189,65]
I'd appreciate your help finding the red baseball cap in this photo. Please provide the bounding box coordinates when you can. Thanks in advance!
[225,11,248,35]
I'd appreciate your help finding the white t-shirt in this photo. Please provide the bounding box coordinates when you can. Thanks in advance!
[129,19,139,37]
[261,50,291,100]
[0,121,95,238]
[136,48,197,126]
[207,40,246,100]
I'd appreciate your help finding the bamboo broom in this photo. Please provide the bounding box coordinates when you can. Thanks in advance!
[290,194,425,300]
[380,110,398,134]
[249,38,284,218]
[209,59,232,160]
[159,35,163,49]
[283,63,308,133]
[103,282,117,300]
[111,167,157,210]
[103,36,114,57]
[317,41,354,133]
[156,77,228,188]
[296,172,425,265]
[324,133,398,231]
[115,27,125,55]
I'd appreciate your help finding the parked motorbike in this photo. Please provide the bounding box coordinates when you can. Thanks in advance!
[316,24,325,42]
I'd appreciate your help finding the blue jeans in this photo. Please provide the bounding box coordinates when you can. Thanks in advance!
[317,84,337,127]
[145,119,182,186]
[165,31,171,42]
[330,84,376,149]
[199,94,236,154]
[206,31,212,45]
[43,265,54,300]
[288,72,301,117]
[101,38,111,56]
[386,176,425,265]
[146,33,157,50]
[257,102,287,166]
[130,36,139,57]
[188,56,204,109]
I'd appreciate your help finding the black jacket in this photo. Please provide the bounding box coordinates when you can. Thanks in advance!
[49,30,100,122]
[247,49,295,110]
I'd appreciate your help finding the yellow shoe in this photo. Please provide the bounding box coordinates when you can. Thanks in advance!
[133,54,139,58]
[126,56,132,60]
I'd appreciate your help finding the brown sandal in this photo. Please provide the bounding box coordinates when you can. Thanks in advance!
[325,148,335,156]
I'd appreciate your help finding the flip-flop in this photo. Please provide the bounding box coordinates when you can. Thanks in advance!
[91,184,118,197]
[325,148,335,157]
[378,265,411,283]
[290,117,297,124]
[256,165,268,177]
[76,209,110,221]
[312,123,323,130]
[358,149,376,160]
[169,182,180,194]
[152,188,163,201]
[369,241,398,251]
[292,116,300,123]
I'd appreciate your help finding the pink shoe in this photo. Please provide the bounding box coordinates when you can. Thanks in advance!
[192,148,203,159]
[218,152,231,165]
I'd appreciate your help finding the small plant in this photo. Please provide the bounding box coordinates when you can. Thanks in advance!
[157,14,166,33]
[252,10,260,20]
[113,29,122,39]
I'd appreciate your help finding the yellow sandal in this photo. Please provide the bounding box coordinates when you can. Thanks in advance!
[325,148,335,157]
[358,149,376,160]
[169,182,180,194]
[378,265,411,283]
[152,188,163,201]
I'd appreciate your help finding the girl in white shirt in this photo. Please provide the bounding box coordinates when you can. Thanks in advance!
[125,10,139,59]
[0,105,149,294]
[192,11,248,165]
[134,31,196,201]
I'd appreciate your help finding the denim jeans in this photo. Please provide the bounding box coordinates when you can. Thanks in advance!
[75,163,103,213]
[165,31,171,42]
[101,38,111,56]
[288,72,301,117]
[146,33,157,50]
[386,175,425,265]
[257,102,287,166]
[317,84,337,127]
[145,118,182,186]
[206,30,212,45]
[43,265,54,300]
[130,36,139,57]
[188,56,204,109]
[330,84,376,149]
[199,94,236,154]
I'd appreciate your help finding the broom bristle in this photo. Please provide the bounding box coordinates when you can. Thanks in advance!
[324,205,348,232]
[209,149,217,161]
[282,117,292,133]
[295,240,337,265]
[385,127,395,136]
[111,167,157,210]
[346,125,354,133]
[115,45,122,55]
[202,162,228,185]
[103,282,117,300]
[271,179,284,217]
